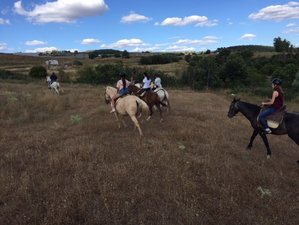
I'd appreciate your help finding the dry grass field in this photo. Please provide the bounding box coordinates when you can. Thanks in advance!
[0,80,299,225]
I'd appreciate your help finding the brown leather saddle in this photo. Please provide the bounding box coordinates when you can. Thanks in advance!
[258,105,287,128]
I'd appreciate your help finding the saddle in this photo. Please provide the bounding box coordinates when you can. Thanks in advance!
[258,105,287,128]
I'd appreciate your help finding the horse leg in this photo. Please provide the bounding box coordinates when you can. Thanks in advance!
[146,104,153,121]
[130,115,143,136]
[259,132,272,158]
[166,98,171,112]
[156,103,164,122]
[247,129,259,150]
[114,112,121,129]
[286,131,299,164]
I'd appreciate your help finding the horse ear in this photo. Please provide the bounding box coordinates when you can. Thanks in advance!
[231,94,240,101]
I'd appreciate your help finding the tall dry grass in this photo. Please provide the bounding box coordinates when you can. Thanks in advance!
[0,81,298,225]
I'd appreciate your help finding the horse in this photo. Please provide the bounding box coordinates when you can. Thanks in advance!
[104,86,149,136]
[46,76,61,95]
[128,84,166,122]
[227,97,299,163]
[153,87,171,111]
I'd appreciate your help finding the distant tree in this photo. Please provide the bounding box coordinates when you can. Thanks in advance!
[29,66,47,79]
[184,54,192,63]
[273,37,291,53]
[219,54,248,87]
[122,50,130,58]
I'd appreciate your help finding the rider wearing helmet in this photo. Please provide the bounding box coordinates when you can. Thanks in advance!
[110,72,130,113]
[259,78,284,134]
[50,72,58,84]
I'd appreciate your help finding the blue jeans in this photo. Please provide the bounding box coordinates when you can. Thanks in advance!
[259,107,276,129]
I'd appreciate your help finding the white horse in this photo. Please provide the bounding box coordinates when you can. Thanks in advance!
[46,76,61,95]
[104,86,149,136]
[154,87,170,111]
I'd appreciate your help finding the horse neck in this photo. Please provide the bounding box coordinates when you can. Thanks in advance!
[106,86,116,97]
[237,101,261,122]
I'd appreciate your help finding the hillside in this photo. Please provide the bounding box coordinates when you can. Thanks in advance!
[0,53,189,78]
[0,81,298,225]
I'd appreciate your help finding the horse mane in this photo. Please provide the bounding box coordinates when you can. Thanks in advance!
[238,100,262,118]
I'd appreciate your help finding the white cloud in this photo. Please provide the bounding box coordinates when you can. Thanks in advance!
[240,33,256,40]
[101,38,145,49]
[14,0,108,23]
[81,38,101,45]
[25,40,47,46]
[166,45,195,52]
[0,42,8,51]
[284,27,299,33]
[25,46,58,53]
[157,15,217,27]
[286,22,296,27]
[121,12,151,24]
[0,18,10,24]
[175,36,218,46]
[249,2,299,21]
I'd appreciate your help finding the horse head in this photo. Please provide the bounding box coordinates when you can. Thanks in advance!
[104,86,117,104]
[228,97,240,118]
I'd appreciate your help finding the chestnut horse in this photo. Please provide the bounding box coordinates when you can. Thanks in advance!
[128,84,166,122]
[104,86,149,136]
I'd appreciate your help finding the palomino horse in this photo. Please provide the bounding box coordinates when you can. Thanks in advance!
[46,76,61,95]
[104,86,149,136]
[153,87,170,111]
[128,84,166,122]
[228,98,299,163]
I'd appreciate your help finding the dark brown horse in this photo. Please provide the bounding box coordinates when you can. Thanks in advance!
[228,98,299,164]
[128,84,166,121]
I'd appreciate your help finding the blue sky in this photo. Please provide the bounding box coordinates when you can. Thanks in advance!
[0,0,299,53]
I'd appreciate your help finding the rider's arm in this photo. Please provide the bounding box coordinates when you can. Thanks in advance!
[262,91,278,106]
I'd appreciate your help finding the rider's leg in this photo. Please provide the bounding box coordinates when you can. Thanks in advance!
[111,94,120,113]
[259,107,276,133]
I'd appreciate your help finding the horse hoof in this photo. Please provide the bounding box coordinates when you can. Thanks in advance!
[267,155,271,160]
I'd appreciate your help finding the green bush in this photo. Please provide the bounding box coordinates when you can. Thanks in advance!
[0,69,27,80]
[29,66,47,79]
[73,60,83,66]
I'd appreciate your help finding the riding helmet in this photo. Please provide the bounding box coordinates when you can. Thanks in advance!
[271,78,282,85]
[119,71,126,78]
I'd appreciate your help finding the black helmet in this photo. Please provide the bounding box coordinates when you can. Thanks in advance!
[272,78,282,85]
[119,71,126,78]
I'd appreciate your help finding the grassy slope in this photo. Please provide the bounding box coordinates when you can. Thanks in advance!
[0,81,298,225]
[0,54,189,78]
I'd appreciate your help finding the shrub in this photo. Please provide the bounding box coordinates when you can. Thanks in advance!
[29,66,47,79]
[73,60,83,66]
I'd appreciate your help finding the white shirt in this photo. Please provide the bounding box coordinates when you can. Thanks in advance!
[142,77,151,89]
[116,79,130,90]
[154,77,162,88]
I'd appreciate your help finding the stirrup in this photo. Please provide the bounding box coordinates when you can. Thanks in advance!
[265,128,272,134]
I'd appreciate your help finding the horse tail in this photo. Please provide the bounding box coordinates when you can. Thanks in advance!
[136,98,149,116]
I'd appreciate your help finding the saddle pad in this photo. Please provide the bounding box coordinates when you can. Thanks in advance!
[267,120,279,128]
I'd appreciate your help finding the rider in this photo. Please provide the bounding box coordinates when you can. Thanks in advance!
[138,72,151,96]
[259,78,284,134]
[110,72,130,113]
[50,72,58,84]
[154,74,162,89]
